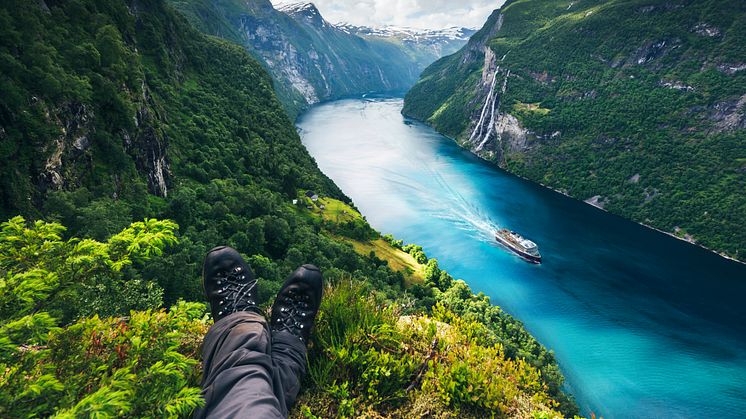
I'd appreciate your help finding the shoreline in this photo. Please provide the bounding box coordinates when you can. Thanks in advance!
[399,108,745,267]
[537,181,745,266]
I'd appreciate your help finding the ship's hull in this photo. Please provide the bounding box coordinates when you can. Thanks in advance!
[495,234,542,263]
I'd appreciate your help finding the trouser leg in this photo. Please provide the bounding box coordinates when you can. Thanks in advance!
[195,311,306,418]
[271,331,308,409]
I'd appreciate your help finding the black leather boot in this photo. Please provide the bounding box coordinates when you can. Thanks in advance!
[270,264,323,343]
[202,246,259,321]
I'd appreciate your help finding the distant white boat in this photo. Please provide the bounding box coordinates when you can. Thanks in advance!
[495,228,542,263]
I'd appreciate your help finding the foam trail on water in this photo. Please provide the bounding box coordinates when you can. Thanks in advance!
[423,164,501,243]
[370,132,501,244]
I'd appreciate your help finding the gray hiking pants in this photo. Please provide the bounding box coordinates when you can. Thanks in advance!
[194,311,307,418]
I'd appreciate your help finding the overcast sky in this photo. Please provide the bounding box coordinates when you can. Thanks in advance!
[272,0,505,29]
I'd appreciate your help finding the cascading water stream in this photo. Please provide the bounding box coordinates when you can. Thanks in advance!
[476,69,510,152]
[468,67,499,144]
[469,49,512,153]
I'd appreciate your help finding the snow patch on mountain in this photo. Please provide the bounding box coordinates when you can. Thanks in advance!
[276,1,318,15]
[277,2,331,28]
[275,2,475,44]
[337,23,476,43]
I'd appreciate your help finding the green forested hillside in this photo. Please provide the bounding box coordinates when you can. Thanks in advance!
[0,0,576,416]
[403,0,746,261]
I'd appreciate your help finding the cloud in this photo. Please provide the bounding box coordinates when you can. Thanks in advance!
[272,0,505,29]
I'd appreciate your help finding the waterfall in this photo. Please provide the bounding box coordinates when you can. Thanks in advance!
[471,69,510,153]
[487,70,511,153]
[468,67,499,144]
[470,46,512,153]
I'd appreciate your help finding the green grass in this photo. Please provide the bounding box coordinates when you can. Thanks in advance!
[317,197,363,223]
[342,237,425,283]
[514,101,551,115]
[294,281,564,418]
[300,197,425,283]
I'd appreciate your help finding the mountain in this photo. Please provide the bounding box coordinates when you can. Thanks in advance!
[337,24,476,59]
[0,0,575,416]
[170,1,469,119]
[403,0,746,261]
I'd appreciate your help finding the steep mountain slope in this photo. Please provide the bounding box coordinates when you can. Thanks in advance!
[0,0,341,227]
[403,0,746,261]
[0,0,576,416]
[274,2,420,102]
[171,0,453,118]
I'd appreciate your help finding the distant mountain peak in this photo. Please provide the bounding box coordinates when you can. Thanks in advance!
[336,23,476,43]
[277,2,318,14]
[277,2,327,27]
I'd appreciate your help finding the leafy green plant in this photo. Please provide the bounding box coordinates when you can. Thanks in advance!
[309,281,418,407]
[0,216,204,417]
[1,302,208,418]
[298,282,565,418]
[422,307,552,414]
[0,216,177,327]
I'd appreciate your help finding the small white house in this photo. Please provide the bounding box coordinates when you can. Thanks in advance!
[305,191,319,201]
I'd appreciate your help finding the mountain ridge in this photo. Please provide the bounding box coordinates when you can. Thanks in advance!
[171,0,471,119]
[336,23,476,59]
[277,1,327,28]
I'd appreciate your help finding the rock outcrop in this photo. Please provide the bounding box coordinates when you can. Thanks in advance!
[40,102,94,192]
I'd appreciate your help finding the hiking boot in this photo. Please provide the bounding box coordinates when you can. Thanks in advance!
[203,246,259,322]
[270,264,323,343]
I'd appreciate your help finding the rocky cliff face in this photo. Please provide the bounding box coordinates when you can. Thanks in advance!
[3,64,170,223]
[170,0,469,118]
[404,0,746,261]
[238,2,414,106]
[1,0,263,220]
[129,82,169,198]
[36,75,169,205]
[238,10,324,105]
[40,102,95,193]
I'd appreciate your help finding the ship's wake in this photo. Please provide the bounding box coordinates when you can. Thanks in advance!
[373,137,502,246]
[423,165,501,244]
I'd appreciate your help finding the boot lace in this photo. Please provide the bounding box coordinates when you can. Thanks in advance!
[215,265,256,317]
[274,290,311,341]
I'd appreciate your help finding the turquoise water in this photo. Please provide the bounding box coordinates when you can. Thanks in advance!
[296,98,746,418]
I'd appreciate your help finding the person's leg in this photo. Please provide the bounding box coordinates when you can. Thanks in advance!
[269,264,324,409]
[271,331,308,409]
[198,311,286,419]
[196,247,323,418]
[197,246,287,418]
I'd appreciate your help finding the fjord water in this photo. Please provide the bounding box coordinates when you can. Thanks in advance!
[297,98,746,418]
